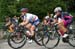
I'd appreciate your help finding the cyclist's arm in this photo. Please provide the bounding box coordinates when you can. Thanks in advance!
[51,15,58,24]
[43,19,48,25]
[19,18,29,26]
[51,18,58,24]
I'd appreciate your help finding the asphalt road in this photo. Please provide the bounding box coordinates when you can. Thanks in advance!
[0,39,75,49]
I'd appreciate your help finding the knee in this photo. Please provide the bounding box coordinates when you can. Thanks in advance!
[30,26,35,31]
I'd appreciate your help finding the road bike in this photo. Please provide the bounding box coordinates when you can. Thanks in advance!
[42,23,75,49]
[7,23,44,49]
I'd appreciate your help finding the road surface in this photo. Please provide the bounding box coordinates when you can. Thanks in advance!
[0,39,75,49]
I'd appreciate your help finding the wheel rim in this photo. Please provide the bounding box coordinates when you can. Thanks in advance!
[68,33,75,47]
[42,32,60,49]
[8,32,27,49]
[11,32,25,44]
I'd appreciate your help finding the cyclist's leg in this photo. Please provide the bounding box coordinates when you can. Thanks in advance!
[58,20,69,42]
[9,24,14,32]
[30,19,40,37]
[30,25,35,36]
[25,23,32,36]
[25,23,33,43]
[25,23,35,37]
[58,19,68,37]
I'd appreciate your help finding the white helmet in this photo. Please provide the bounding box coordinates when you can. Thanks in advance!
[45,16,49,19]
[54,7,62,13]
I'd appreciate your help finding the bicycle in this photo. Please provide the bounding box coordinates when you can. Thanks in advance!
[7,23,44,49]
[42,23,75,49]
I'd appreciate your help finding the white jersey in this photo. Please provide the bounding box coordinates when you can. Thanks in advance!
[23,13,39,22]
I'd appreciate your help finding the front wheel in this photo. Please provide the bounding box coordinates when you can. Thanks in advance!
[8,32,27,49]
[33,31,43,46]
[68,29,75,47]
[42,31,60,49]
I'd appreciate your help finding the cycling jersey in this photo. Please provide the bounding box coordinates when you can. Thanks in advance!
[21,13,40,26]
[11,18,18,26]
[54,12,73,27]
[44,16,54,24]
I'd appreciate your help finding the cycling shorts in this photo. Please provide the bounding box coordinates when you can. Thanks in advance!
[29,19,40,27]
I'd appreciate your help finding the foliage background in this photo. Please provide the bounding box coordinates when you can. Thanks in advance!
[0,0,75,22]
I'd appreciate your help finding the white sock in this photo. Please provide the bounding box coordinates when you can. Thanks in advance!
[26,30,31,35]
[62,34,68,38]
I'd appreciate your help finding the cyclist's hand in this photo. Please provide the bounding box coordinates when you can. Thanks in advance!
[19,22,25,26]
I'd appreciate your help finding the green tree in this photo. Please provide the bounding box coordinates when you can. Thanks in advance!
[0,0,17,22]
[16,0,67,19]
[63,0,75,12]
[1,0,74,22]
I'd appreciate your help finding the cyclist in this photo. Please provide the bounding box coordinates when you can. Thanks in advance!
[19,8,40,42]
[43,13,54,25]
[53,7,73,42]
[4,16,12,31]
[43,16,50,25]
[43,16,54,25]
[9,15,19,32]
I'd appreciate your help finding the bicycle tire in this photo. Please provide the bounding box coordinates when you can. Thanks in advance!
[11,32,25,44]
[33,32,43,46]
[68,30,75,47]
[8,32,27,49]
[42,31,60,49]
